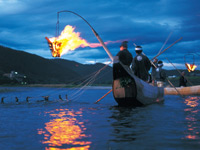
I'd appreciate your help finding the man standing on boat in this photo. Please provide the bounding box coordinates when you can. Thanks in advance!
[151,58,158,85]
[155,60,166,87]
[132,46,151,82]
[179,71,187,87]
[113,41,133,80]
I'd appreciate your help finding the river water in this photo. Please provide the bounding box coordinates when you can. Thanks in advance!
[0,87,200,150]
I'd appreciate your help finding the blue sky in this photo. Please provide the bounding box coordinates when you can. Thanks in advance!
[0,0,200,70]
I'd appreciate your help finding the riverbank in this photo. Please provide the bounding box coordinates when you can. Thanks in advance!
[0,84,112,90]
[0,87,17,93]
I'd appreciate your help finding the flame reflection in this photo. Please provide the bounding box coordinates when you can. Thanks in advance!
[38,109,91,150]
[184,96,200,140]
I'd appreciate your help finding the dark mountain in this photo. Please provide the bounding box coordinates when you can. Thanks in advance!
[0,45,199,85]
[0,45,112,84]
[52,59,112,84]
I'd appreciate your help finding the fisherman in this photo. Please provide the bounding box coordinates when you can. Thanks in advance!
[151,58,158,85]
[113,41,133,79]
[59,95,64,101]
[155,60,166,87]
[1,97,5,104]
[179,71,187,87]
[132,46,151,82]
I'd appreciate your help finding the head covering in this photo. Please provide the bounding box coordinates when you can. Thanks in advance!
[158,60,163,67]
[120,41,128,48]
[135,46,142,51]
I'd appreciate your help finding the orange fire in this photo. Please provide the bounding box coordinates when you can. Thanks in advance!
[46,25,124,57]
[185,63,197,72]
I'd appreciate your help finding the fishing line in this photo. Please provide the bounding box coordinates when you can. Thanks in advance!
[69,62,111,101]
[69,68,101,101]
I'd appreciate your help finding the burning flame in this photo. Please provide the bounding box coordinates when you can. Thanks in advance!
[46,25,124,57]
[185,63,197,72]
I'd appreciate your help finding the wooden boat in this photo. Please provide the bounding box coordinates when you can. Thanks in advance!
[164,85,200,95]
[112,63,164,107]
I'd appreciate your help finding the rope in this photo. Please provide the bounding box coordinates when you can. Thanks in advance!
[68,62,112,101]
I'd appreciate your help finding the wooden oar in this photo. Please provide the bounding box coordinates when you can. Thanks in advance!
[94,89,112,104]
[152,37,183,60]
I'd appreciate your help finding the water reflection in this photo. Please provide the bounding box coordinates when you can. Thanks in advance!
[108,106,148,142]
[184,96,200,140]
[37,108,91,150]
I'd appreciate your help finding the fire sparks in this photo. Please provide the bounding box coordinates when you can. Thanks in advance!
[46,25,124,57]
[185,63,197,72]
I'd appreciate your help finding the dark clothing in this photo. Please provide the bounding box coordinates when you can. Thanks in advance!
[117,49,133,66]
[113,49,133,80]
[179,76,187,87]
[132,53,151,81]
[155,67,166,82]
[151,62,158,81]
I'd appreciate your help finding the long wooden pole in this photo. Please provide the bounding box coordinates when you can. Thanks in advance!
[57,10,114,62]
[152,37,183,60]
[157,32,173,55]
[94,89,112,104]
[166,78,183,97]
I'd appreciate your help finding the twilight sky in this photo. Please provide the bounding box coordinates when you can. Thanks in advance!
[0,0,200,70]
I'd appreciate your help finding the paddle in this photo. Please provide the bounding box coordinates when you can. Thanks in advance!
[166,78,184,97]
[94,89,112,104]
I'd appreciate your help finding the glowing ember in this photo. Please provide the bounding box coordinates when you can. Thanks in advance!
[185,63,197,72]
[46,25,124,57]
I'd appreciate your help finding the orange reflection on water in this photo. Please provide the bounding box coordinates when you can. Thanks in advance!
[184,96,199,107]
[37,108,91,150]
[184,96,200,140]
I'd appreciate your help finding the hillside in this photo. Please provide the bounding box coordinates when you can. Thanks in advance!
[0,46,112,84]
[52,59,112,84]
[0,45,199,86]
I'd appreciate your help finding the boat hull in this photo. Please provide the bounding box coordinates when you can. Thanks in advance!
[112,62,164,107]
[112,79,143,107]
[164,85,200,95]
